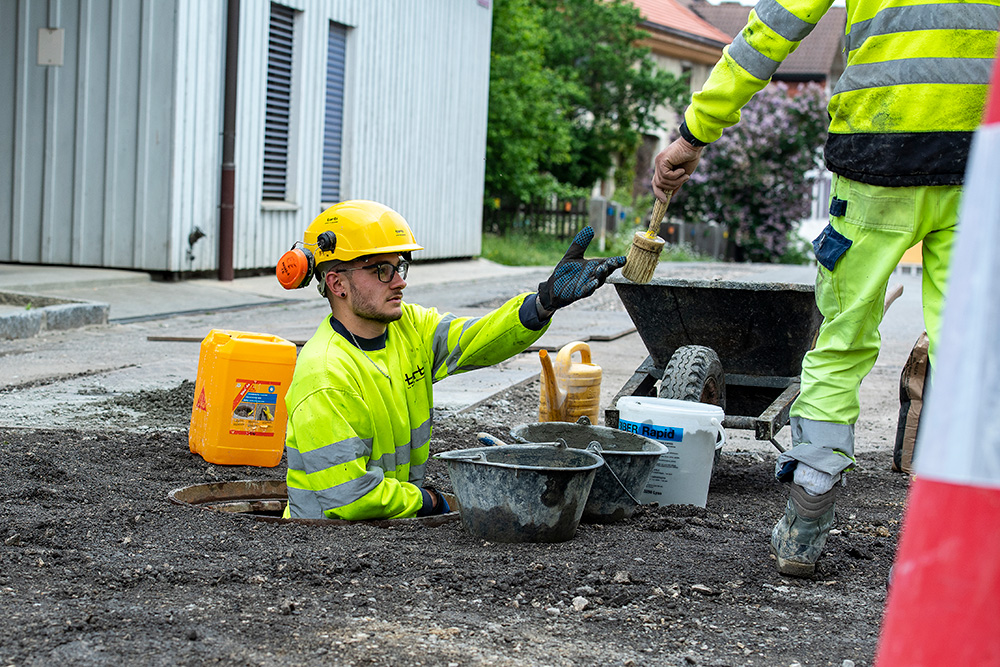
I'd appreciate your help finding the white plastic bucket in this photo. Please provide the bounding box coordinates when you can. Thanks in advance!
[616,396,726,508]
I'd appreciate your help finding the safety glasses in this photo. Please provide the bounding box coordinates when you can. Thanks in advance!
[337,259,409,284]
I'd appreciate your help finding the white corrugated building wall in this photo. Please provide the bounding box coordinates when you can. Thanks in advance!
[1,0,494,274]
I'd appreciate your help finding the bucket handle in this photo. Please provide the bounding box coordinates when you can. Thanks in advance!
[479,433,567,450]
[712,417,727,450]
[446,452,488,463]
[585,442,642,507]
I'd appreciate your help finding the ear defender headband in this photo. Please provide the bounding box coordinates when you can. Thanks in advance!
[276,231,337,290]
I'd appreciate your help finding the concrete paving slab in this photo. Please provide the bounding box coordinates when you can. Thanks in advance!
[0,259,927,454]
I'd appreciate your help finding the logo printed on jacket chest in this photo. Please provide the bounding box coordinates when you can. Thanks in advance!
[404,365,426,388]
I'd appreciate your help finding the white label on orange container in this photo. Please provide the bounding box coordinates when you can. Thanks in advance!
[230,379,281,436]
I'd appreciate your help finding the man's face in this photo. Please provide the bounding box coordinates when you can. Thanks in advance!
[337,253,408,324]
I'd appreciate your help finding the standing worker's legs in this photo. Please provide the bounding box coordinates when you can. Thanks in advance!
[771,176,962,576]
[920,201,959,367]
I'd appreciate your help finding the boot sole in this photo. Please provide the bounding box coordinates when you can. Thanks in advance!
[771,545,817,578]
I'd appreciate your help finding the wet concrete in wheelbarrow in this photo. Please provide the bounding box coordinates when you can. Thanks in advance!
[1,377,908,666]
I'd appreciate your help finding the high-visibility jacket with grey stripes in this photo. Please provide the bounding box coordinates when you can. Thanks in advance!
[682,0,1000,186]
[283,293,548,521]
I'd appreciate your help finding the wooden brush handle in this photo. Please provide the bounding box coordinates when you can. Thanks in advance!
[647,192,672,238]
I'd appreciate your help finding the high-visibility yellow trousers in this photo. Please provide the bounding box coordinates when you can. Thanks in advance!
[781,174,961,477]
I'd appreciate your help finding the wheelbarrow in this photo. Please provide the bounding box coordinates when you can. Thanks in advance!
[605,275,823,453]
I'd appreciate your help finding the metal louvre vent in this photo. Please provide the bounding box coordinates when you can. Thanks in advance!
[321,22,347,204]
[263,3,295,201]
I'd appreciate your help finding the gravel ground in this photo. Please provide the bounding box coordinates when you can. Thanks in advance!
[1,377,908,667]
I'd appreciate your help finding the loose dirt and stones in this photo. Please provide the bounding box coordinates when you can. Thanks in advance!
[1,379,908,667]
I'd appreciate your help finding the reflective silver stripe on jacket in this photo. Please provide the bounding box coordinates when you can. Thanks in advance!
[289,418,430,477]
[846,3,1000,53]
[728,0,820,81]
[286,436,372,475]
[834,57,995,95]
[728,33,782,81]
[370,419,430,468]
[287,468,385,517]
[431,315,479,377]
[406,418,432,483]
[754,0,816,42]
[409,461,427,485]
[286,484,324,518]
[411,418,431,450]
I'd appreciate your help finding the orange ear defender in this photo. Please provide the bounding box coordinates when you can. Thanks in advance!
[276,231,336,290]
[276,243,315,290]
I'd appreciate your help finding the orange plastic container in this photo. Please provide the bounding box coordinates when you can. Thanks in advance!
[189,329,298,467]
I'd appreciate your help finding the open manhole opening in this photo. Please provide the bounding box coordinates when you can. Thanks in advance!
[168,479,460,527]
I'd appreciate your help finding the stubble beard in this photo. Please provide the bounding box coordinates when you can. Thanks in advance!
[350,289,403,325]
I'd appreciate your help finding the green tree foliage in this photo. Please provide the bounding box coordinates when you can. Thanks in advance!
[485,0,575,205]
[536,0,688,190]
[485,0,688,206]
[672,83,829,262]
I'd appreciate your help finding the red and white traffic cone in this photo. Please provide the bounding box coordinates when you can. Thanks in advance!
[876,55,1000,666]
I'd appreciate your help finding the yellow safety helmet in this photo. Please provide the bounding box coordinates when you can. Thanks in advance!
[276,200,423,290]
[309,200,422,263]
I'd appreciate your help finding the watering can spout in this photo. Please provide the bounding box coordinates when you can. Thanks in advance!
[538,349,565,422]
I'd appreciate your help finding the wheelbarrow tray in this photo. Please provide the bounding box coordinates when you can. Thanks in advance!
[606,275,822,441]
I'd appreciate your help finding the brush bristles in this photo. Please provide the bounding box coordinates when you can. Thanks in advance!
[622,231,664,283]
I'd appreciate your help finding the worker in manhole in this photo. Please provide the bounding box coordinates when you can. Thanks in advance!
[651,3,998,576]
[275,200,625,520]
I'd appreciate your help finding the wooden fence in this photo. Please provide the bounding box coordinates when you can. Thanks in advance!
[483,198,729,260]
[483,199,592,239]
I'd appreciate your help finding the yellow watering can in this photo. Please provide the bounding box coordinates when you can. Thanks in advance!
[538,341,602,424]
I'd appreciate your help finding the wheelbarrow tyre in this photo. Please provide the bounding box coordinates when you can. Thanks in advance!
[659,345,727,472]
[658,345,726,410]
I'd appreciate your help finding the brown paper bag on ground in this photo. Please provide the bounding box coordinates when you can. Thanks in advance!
[893,331,930,473]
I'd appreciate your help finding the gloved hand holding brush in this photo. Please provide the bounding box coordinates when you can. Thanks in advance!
[536,226,626,316]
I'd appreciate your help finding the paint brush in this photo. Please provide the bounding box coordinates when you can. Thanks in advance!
[621,193,671,284]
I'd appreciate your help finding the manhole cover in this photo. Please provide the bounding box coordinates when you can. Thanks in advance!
[168,479,459,527]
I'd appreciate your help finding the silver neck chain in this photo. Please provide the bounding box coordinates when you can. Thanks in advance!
[347,328,391,381]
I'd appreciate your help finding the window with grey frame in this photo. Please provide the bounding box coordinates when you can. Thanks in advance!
[262,3,295,201]
[321,22,347,205]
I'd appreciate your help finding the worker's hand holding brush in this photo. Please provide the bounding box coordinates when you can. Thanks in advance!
[651,136,705,201]
[622,135,707,284]
[536,227,626,315]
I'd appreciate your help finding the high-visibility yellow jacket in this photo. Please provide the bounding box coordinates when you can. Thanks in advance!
[283,294,548,521]
[681,0,1000,186]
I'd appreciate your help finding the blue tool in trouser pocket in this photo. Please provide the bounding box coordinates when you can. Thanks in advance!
[812,223,853,272]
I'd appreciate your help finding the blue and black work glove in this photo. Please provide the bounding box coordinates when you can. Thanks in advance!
[537,227,627,313]
[417,486,451,517]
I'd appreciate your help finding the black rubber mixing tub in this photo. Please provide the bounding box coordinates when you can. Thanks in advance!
[510,422,667,522]
[435,443,603,543]
[608,275,821,377]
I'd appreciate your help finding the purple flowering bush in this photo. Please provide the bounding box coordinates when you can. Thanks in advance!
[673,82,828,262]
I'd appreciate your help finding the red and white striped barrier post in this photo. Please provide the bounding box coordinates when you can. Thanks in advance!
[876,54,1000,666]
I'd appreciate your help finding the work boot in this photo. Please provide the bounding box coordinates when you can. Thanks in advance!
[770,482,837,577]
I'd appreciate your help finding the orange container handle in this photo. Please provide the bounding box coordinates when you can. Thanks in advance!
[234,332,285,343]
